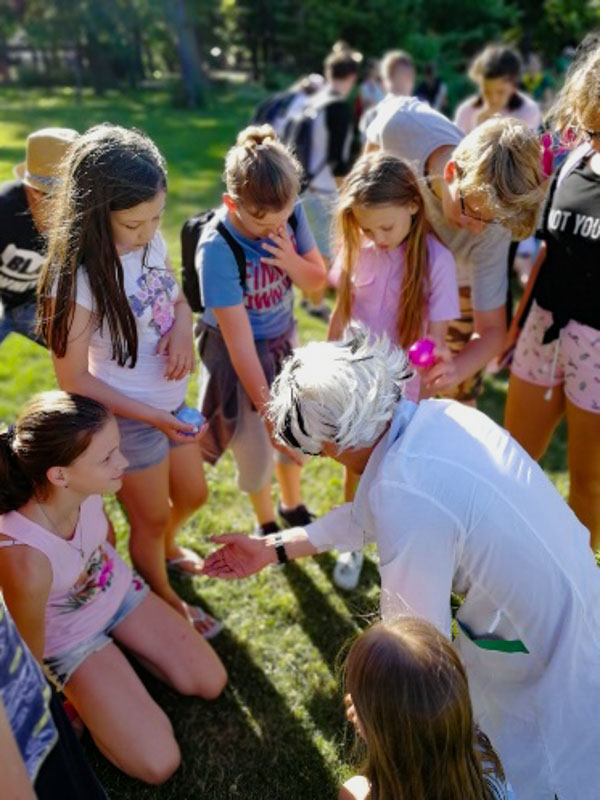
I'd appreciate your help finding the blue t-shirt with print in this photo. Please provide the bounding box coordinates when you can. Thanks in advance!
[196,200,316,340]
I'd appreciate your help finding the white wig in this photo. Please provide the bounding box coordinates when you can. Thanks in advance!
[268,327,413,455]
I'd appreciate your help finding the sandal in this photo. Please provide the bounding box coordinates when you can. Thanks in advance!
[166,547,205,577]
[188,605,223,640]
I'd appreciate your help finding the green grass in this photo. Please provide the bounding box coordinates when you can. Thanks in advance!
[0,87,569,799]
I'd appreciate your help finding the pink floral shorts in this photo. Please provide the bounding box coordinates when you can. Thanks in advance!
[511,301,600,413]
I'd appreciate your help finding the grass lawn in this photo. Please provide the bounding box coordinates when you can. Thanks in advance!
[0,86,570,799]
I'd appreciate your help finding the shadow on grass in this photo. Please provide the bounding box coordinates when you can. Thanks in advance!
[83,620,340,800]
[312,551,380,625]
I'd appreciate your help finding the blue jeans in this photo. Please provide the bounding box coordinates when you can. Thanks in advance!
[0,299,44,346]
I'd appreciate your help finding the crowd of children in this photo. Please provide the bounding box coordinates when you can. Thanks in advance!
[0,30,598,799]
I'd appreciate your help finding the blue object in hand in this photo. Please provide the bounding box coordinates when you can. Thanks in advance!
[175,406,205,435]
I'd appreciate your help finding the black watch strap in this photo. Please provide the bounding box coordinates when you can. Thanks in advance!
[273,533,288,565]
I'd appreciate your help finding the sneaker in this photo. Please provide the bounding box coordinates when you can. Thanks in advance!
[299,297,309,310]
[277,503,315,529]
[333,551,364,591]
[254,521,281,537]
[306,303,331,323]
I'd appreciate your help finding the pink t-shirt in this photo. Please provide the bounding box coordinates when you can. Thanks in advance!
[0,495,132,657]
[330,235,459,401]
[454,92,541,134]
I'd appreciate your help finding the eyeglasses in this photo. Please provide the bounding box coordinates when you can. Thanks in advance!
[458,186,500,226]
[582,129,600,142]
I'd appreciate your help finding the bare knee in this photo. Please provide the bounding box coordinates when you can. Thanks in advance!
[137,737,181,785]
[173,661,228,700]
[175,479,209,517]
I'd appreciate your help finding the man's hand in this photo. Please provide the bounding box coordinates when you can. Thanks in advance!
[202,534,276,579]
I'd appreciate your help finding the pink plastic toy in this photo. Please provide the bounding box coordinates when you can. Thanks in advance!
[408,338,436,368]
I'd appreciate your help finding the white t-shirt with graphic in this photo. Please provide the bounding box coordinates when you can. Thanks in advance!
[73,232,187,411]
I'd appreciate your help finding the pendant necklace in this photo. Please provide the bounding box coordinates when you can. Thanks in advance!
[36,502,85,560]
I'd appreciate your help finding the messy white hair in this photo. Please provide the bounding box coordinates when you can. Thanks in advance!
[268,327,412,455]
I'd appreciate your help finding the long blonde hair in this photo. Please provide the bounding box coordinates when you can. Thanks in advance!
[344,617,504,800]
[223,124,301,217]
[335,152,431,349]
[546,43,600,140]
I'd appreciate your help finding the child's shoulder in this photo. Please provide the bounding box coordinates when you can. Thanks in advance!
[426,233,455,265]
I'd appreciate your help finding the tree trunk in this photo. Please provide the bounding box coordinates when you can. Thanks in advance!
[168,0,205,108]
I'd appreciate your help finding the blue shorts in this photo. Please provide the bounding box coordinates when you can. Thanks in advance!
[44,577,149,691]
[116,404,187,473]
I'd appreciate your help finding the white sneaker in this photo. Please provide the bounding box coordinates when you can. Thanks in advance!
[333,550,364,591]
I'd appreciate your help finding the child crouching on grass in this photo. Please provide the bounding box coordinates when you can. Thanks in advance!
[340,617,514,800]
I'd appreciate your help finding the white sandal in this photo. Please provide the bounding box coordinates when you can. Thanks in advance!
[188,605,223,640]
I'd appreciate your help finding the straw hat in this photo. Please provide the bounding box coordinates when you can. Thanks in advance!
[13,127,78,194]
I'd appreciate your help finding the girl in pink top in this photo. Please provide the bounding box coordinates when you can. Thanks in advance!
[328,152,459,590]
[0,391,226,784]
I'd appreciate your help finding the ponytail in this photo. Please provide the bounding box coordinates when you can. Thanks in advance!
[0,391,111,514]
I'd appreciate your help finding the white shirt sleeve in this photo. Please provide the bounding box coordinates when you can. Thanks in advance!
[305,503,367,553]
[73,267,95,312]
[369,479,460,637]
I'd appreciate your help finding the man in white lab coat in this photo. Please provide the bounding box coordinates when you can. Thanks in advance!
[203,332,600,800]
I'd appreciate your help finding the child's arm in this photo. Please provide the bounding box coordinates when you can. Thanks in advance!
[213,304,302,463]
[50,302,198,442]
[261,228,326,293]
[0,545,52,662]
[418,320,449,399]
[155,256,195,380]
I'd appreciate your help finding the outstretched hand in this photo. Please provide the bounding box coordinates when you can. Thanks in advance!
[202,534,274,580]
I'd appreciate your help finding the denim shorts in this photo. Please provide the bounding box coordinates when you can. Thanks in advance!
[116,405,186,473]
[44,576,149,691]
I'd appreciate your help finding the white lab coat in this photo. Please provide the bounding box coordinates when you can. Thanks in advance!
[306,399,600,799]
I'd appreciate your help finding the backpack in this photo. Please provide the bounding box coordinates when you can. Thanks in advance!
[180,210,299,314]
[281,96,331,192]
[252,90,298,127]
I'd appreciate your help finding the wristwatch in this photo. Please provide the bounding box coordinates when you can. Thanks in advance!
[272,533,288,565]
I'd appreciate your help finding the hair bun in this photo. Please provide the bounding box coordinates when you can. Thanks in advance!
[236,124,278,149]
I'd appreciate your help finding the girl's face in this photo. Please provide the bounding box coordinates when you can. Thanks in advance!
[481,77,516,112]
[352,202,417,250]
[57,417,128,496]
[110,190,166,255]
[224,194,296,240]
[579,110,600,154]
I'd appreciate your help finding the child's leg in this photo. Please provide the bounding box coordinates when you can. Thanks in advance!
[275,461,303,509]
[64,643,180,784]
[117,457,184,613]
[164,442,209,573]
[230,391,277,526]
[504,374,565,460]
[566,399,600,548]
[111,592,227,699]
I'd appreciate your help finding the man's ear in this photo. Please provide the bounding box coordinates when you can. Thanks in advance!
[443,159,458,184]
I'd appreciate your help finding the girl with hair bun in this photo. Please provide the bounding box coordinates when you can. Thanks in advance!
[454,44,541,135]
[340,617,513,800]
[38,123,218,636]
[0,391,226,784]
[195,124,326,535]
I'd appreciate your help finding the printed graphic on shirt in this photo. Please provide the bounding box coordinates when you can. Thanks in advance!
[243,258,293,312]
[547,209,600,240]
[0,244,44,294]
[54,546,116,614]
[128,268,177,336]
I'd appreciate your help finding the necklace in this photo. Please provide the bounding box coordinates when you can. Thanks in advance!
[36,502,85,559]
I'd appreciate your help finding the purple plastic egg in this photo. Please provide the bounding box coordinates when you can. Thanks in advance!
[408,338,436,368]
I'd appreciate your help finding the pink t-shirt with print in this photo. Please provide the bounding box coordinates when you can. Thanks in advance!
[330,234,459,401]
[0,495,133,657]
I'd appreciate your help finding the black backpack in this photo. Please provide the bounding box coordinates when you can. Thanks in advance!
[180,210,299,314]
[281,96,331,192]
[252,90,297,127]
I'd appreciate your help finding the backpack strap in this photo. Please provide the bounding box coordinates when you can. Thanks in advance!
[215,221,247,291]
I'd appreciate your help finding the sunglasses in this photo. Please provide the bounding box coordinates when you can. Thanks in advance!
[582,129,600,142]
[458,186,500,226]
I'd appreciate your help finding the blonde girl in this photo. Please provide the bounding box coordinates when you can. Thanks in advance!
[328,152,459,588]
[38,124,218,636]
[340,617,514,800]
[505,43,600,546]
[195,125,326,534]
